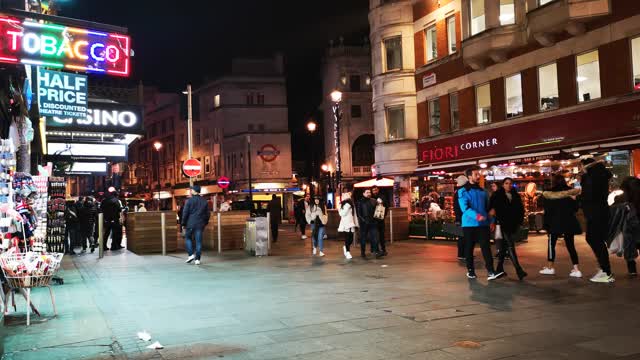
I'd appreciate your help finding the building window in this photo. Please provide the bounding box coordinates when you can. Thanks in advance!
[538,62,559,111]
[195,129,201,146]
[246,93,254,105]
[425,26,437,62]
[384,36,403,71]
[447,16,457,54]
[205,156,211,174]
[476,83,491,124]
[577,50,601,103]
[385,105,405,141]
[351,105,362,118]
[257,93,265,105]
[505,73,523,118]
[470,0,486,35]
[350,75,361,92]
[632,37,640,90]
[248,124,255,131]
[500,0,515,25]
[428,99,440,136]
[214,95,220,108]
[450,93,460,131]
[258,124,265,131]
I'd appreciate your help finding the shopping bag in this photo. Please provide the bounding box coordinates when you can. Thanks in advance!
[608,231,624,256]
[494,225,503,240]
[374,204,385,220]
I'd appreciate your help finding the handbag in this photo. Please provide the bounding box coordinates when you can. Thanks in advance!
[374,204,385,220]
[494,224,503,240]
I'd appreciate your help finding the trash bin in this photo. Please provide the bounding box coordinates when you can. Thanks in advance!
[245,217,269,256]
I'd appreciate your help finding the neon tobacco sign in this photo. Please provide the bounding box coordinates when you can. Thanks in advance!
[0,16,131,77]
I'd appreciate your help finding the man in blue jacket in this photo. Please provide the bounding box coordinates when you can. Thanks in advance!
[458,167,502,280]
[181,185,211,265]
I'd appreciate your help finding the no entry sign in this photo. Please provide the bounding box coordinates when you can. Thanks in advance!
[182,158,202,178]
[217,176,230,189]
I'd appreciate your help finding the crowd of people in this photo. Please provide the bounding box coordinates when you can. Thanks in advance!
[454,157,639,283]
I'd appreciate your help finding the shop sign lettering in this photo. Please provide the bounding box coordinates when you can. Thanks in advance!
[422,73,436,88]
[38,68,87,119]
[0,16,131,76]
[46,101,144,134]
[421,138,498,163]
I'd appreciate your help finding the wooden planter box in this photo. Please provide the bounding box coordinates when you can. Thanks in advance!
[127,211,178,255]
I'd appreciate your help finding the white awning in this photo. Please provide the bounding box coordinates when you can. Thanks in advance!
[353,178,395,188]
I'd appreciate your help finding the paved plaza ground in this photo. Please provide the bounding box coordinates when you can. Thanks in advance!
[1,226,640,360]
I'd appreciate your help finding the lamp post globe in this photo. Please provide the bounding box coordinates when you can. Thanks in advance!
[307,121,317,133]
[330,90,343,103]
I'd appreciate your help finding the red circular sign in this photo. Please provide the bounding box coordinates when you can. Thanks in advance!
[182,158,202,177]
[258,144,280,162]
[217,176,230,189]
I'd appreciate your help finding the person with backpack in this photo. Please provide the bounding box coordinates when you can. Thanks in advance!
[338,189,358,260]
[306,195,327,257]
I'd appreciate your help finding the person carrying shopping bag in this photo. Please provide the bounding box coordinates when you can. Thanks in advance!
[306,195,328,257]
[338,189,358,260]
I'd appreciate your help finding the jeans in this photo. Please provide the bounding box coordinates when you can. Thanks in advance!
[547,233,579,265]
[586,218,611,275]
[463,226,494,273]
[312,224,325,251]
[185,227,204,260]
[359,223,379,256]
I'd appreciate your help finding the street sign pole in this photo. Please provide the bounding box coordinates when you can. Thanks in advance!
[187,84,194,187]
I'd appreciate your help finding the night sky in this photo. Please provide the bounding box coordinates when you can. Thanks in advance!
[58,0,370,164]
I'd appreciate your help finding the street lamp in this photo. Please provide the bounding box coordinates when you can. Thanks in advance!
[307,120,317,195]
[330,90,343,197]
[154,141,162,209]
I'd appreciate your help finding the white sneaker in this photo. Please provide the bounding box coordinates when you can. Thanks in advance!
[194,260,201,265]
[570,269,583,278]
[301,235,307,240]
[312,247,317,255]
[185,255,195,263]
[346,252,353,260]
[539,267,555,275]
[319,251,325,257]
[590,271,614,283]
[343,246,348,257]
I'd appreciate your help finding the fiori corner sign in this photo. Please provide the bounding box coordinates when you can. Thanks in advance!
[38,68,87,119]
[0,16,131,76]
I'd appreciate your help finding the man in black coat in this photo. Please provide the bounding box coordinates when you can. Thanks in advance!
[79,197,98,253]
[371,186,388,257]
[357,189,381,259]
[181,185,211,265]
[267,194,282,243]
[294,194,310,239]
[101,189,123,251]
[580,158,614,283]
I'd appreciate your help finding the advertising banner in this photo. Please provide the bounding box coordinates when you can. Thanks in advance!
[46,142,127,162]
[53,162,108,176]
[418,98,640,166]
[46,101,144,134]
[0,16,131,77]
[38,68,88,119]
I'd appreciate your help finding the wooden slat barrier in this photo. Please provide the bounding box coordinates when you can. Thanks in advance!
[322,207,409,242]
[127,211,178,255]
[203,211,250,251]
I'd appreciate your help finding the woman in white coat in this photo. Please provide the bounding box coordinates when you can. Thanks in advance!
[338,191,358,259]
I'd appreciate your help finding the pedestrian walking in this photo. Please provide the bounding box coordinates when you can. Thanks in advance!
[489,178,527,280]
[371,185,388,257]
[306,195,327,257]
[181,185,211,265]
[453,175,468,261]
[338,190,358,260]
[64,200,80,255]
[137,203,147,212]
[608,177,640,276]
[101,189,123,251]
[458,166,501,280]
[267,194,282,243]
[540,174,583,277]
[220,200,232,212]
[79,197,98,253]
[295,194,310,239]
[357,189,380,259]
[580,158,615,283]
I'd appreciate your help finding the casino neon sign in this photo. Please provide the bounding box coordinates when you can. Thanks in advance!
[0,16,131,77]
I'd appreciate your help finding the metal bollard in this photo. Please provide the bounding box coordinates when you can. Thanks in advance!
[217,213,222,254]
[161,212,167,256]
[390,209,394,244]
[98,213,104,259]
[267,212,271,251]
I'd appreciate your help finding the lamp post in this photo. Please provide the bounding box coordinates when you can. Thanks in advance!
[153,141,163,209]
[307,120,317,195]
[330,90,343,197]
[182,85,194,186]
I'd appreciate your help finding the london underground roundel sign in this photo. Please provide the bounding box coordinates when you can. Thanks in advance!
[182,158,202,178]
[217,176,230,189]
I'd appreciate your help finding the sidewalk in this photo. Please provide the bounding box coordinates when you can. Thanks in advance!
[1,229,640,360]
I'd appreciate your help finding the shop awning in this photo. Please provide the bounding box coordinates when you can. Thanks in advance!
[353,178,395,188]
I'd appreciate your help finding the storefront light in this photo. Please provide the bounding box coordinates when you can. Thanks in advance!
[480,163,488,169]
[573,152,580,157]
